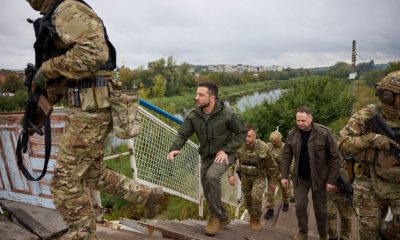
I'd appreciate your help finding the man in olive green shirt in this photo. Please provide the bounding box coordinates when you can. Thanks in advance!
[167,81,247,236]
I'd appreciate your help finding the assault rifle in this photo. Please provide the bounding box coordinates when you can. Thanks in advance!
[367,113,400,163]
[16,63,53,181]
[336,174,357,216]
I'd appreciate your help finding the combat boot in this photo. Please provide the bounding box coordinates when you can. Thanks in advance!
[282,203,289,212]
[264,208,274,220]
[294,232,308,240]
[144,187,164,218]
[250,219,261,231]
[219,216,231,229]
[205,216,220,236]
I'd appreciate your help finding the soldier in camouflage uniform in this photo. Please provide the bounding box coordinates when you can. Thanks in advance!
[25,1,163,239]
[327,167,352,240]
[266,130,294,213]
[339,71,400,239]
[228,127,278,230]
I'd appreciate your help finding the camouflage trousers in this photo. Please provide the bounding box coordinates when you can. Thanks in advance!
[51,109,152,240]
[277,178,293,204]
[327,192,352,240]
[353,176,400,240]
[242,176,270,221]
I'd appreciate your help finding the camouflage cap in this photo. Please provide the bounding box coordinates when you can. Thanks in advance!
[376,71,400,94]
[269,131,282,142]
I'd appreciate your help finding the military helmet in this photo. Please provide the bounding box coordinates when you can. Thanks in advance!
[375,71,400,104]
[269,131,282,142]
[26,0,46,11]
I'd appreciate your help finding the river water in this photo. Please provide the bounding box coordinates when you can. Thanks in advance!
[175,88,282,120]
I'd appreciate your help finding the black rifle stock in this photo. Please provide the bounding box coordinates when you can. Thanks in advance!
[16,63,53,181]
[336,175,357,216]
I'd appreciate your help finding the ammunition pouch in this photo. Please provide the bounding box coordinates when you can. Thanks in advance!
[241,165,258,177]
[375,151,400,182]
[109,81,142,139]
[67,77,110,111]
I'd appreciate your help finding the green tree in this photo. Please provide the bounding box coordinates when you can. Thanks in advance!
[1,72,24,93]
[152,74,166,97]
[0,90,28,112]
[138,83,150,99]
[385,61,400,74]
[118,66,134,89]
[361,69,385,87]
[241,76,354,140]
[326,62,353,79]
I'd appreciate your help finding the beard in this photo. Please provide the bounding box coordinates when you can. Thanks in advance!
[196,100,210,109]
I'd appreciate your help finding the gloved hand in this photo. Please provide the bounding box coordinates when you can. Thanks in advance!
[32,68,47,93]
[20,108,45,136]
[371,134,391,150]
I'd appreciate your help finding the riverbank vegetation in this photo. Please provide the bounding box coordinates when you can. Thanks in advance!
[240,76,355,140]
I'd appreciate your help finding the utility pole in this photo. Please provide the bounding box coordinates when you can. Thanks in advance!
[350,40,357,113]
[351,40,357,68]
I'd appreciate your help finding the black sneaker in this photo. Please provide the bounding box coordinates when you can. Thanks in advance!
[264,209,274,220]
[282,203,289,212]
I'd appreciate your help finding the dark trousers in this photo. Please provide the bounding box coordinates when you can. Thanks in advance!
[294,177,328,237]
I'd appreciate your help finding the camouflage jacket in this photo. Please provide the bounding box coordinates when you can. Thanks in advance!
[339,104,400,183]
[170,100,247,160]
[267,142,294,176]
[229,139,279,182]
[281,122,341,190]
[266,142,284,165]
[40,0,111,80]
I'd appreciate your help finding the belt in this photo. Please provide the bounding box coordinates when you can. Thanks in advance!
[67,77,109,107]
[67,77,109,89]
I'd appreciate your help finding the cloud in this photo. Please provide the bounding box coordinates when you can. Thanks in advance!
[1,0,399,70]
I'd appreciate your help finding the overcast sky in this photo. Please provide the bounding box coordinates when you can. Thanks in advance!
[1,0,399,70]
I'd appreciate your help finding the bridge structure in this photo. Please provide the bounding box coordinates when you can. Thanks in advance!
[0,100,361,239]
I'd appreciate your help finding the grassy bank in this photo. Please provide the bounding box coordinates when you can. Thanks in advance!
[328,79,378,134]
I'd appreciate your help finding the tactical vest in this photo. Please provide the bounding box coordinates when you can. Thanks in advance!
[239,140,261,177]
[366,104,400,183]
[31,0,116,71]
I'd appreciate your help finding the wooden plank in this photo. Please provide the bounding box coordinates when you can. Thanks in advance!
[0,130,30,193]
[275,202,298,234]
[0,221,39,240]
[307,198,319,238]
[0,190,55,208]
[263,202,282,229]
[0,199,68,239]
[138,219,296,240]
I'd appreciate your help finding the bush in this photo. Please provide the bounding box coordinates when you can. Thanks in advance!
[241,76,354,140]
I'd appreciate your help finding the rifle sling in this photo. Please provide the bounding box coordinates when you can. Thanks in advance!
[16,116,52,181]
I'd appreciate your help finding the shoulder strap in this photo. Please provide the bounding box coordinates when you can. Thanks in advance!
[43,0,64,20]
[16,116,51,181]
